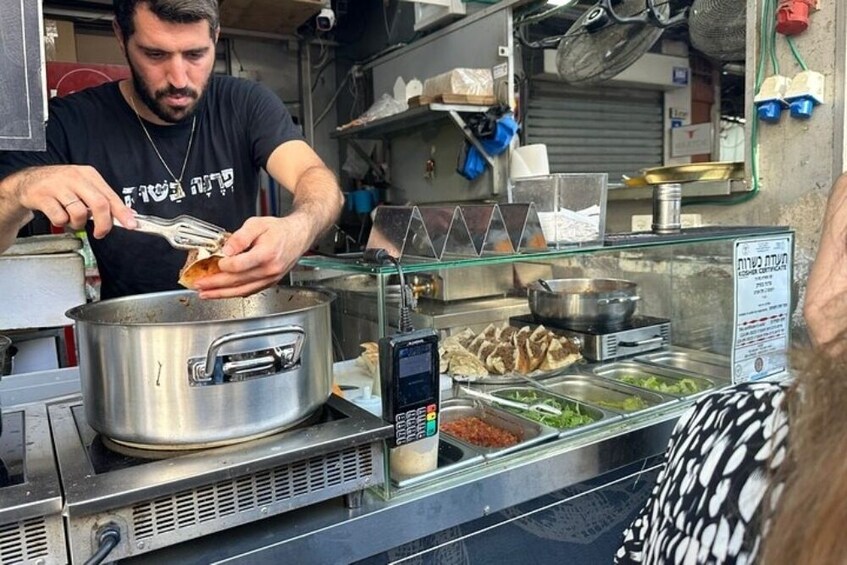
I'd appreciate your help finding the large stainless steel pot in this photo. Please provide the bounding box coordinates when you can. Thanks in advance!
[527,278,640,330]
[66,287,335,449]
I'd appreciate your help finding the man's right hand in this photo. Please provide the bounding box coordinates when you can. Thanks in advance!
[0,165,138,249]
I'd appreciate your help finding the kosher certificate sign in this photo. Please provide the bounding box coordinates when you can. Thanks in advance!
[732,234,793,383]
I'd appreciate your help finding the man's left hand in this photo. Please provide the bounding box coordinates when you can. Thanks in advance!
[192,215,313,299]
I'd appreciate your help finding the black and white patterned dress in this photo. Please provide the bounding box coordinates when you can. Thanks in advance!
[615,382,790,565]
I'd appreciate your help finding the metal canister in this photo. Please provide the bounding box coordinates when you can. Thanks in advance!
[652,183,682,234]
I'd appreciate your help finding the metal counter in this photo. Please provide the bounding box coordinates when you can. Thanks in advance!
[121,404,684,564]
[0,367,693,564]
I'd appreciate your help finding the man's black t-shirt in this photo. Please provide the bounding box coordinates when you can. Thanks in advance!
[0,75,303,298]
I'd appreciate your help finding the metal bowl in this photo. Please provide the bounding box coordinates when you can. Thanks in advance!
[527,278,640,330]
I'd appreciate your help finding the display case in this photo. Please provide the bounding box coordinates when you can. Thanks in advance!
[293,226,794,502]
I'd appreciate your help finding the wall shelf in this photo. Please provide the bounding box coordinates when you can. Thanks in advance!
[331,103,491,140]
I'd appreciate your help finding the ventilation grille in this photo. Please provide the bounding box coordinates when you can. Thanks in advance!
[0,518,49,564]
[132,444,374,540]
[604,335,618,359]
[660,325,671,345]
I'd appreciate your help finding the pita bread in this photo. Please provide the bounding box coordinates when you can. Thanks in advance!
[526,337,549,372]
[486,341,518,375]
[539,338,581,371]
[448,349,488,378]
[453,328,477,349]
[467,334,487,355]
[178,248,224,289]
[357,342,380,379]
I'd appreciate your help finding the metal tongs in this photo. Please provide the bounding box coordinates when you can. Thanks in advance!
[114,214,228,252]
[460,387,562,417]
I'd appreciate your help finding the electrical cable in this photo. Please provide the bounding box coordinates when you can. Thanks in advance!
[515,0,581,26]
[83,526,121,565]
[314,70,352,127]
[515,0,677,50]
[786,36,809,71]
[230,39,245,73]
[311,57,336,92]
[362,249,413,333]
[685,0,775,208]
[768,0,779,76]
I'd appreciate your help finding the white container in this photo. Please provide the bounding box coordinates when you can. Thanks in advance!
[390,434,439,478]
[511,173,608,249]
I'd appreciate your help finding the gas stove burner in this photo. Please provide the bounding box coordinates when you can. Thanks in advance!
[509,314,672,361]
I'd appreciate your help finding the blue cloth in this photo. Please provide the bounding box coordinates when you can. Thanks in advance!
[458,113,518,180]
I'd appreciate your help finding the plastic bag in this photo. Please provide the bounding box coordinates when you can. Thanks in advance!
[423,68,494,98]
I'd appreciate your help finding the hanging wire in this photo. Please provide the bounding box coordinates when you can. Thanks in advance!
[515,0,677,50]
[768,0,780,76]
[686,0,776,207]
[515,0,581,26]
[786,36,810,71]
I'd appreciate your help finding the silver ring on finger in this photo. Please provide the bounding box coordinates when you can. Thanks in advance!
[63,199,82,208]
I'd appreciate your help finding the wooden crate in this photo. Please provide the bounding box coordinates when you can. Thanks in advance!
[219,0,323,35]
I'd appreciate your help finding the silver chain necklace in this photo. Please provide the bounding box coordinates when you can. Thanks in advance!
[128,93,196,195]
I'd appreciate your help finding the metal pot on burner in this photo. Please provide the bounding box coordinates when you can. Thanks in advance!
[66,287,335,450]
[527,278,640,330]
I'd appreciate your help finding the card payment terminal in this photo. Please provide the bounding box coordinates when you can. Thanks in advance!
[379,329,440,447]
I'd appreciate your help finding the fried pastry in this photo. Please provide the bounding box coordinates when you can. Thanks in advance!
[539,338,581,371]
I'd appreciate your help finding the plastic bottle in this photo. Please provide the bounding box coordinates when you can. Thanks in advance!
[351,386,383,417]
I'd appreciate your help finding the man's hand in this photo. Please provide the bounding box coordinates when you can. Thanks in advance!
[0,165,137,247]
[191,215,313,299]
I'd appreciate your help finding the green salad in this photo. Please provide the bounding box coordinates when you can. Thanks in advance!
[499,390,595,429]
[593,395,650,412]
[618,374,704,396]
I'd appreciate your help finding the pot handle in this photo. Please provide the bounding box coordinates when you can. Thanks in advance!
[192,325,306,383]
[597,295,641,305]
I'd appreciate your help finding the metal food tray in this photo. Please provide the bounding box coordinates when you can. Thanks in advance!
[540,374,676,416]
[488,387,611,438]
[393,437,484,488]
[593,361,715,398]
[634,347,731,381]
[450,358,589,386]
[439,398,559,459]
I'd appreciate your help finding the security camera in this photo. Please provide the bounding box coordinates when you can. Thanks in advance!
[316,8,336,32]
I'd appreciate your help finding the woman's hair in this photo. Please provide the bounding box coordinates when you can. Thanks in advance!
[113,0,219,41]
[760,342,847,564]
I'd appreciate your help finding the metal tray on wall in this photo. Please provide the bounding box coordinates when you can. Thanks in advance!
[439,398,558,459]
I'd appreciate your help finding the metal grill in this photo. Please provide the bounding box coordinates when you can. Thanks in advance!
[132,445,374,540]
[0,518,49,564]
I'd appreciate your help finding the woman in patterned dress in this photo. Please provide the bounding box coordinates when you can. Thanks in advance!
[615,342,847,564]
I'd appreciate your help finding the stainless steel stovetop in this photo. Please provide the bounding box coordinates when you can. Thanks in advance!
[48,395,393,563]
[0,404,66,565]
[509,314,672,361]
